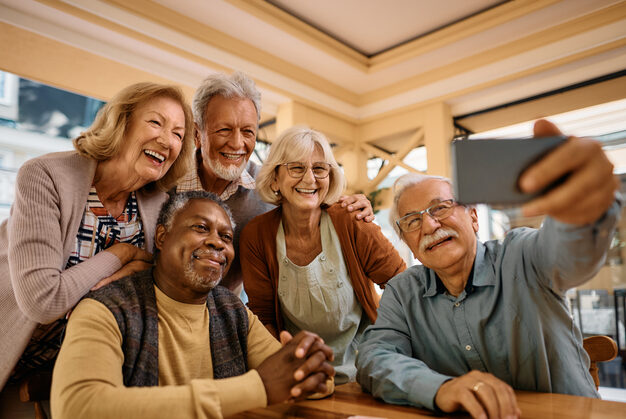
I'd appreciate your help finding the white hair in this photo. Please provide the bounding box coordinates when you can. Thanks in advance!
[193,71,261,129]
[389,173,453,237]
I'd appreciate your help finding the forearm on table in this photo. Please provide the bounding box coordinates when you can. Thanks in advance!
[356,342,451,411]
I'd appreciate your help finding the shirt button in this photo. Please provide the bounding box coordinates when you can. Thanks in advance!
[329,268,335,273]
[454,302,460,307]
[465,345,472,351]
[281,276,286,281]
[283,258,288,265]
[337,282,343,288]
[320,254,326,261]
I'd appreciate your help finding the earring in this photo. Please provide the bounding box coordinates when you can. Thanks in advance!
[273,189,280,197]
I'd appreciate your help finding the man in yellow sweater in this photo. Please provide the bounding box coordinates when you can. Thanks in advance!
[51,191,334,418]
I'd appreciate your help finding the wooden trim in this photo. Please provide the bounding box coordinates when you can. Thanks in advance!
[0,21,195,101]
[97,0,360,105]
[360,37,626,124]
[456,76,626,133]
[368,0,561,72]
[226,0,368,70]
[362,2,626,104]
[360,142,422,175]
[227,0,559,75]
[364,129,424,190]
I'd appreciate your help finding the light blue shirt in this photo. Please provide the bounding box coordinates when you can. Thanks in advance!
[356,199,621,411]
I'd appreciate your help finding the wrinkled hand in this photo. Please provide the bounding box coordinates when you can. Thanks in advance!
[519,119,618,225]
[338,194,375,222]
[279,330,335,398]
[435,371,521,419]
[92,244,153,290]
[257,330,335,404]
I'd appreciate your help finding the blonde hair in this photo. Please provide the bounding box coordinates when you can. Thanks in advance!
[73,82,194,191]
[257,126,346,206]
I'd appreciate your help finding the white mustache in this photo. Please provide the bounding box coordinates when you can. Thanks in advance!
[419,227,459,253]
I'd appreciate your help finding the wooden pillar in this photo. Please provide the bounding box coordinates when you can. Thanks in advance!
[422,102,454,178]
[336,144,370,194]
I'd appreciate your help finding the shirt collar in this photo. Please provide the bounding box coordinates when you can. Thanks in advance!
[471,240,496,288]
[177,151,256,200]
[422,239,494,298]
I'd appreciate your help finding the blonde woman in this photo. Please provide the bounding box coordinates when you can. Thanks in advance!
[0,82,194,404]
[241,127,406,384]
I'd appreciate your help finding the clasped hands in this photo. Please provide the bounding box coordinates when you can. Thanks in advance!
[256,330,335,405]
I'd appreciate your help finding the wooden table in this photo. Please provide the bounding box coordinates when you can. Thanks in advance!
[229,382,626,418]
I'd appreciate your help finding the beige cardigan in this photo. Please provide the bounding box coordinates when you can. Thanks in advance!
[0,151,166,389]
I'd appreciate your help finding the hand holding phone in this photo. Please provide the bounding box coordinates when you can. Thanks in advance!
[452,119,618,225]
[451,136,567,206]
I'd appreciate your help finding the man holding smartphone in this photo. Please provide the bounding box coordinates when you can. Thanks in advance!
[356,120,620,419]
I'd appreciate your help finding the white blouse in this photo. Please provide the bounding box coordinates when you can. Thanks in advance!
[276,211,369,384]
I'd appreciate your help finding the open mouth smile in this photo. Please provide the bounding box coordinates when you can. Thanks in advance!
[295,188,317,194]
[144,149,166,163]
[220,152,246,161]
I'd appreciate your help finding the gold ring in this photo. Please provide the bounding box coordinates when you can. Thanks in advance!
[472,382,484,393]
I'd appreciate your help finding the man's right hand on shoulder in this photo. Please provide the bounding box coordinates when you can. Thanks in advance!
[435,370,521,419]
[256,330,335,405]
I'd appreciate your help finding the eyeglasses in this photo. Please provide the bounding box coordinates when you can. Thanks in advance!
[395,199,457,233]
[280,162,331,179]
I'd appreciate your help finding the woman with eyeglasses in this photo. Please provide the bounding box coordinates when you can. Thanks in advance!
[240,126,406,384]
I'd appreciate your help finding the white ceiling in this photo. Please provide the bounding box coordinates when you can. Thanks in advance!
[266,0,506,56]
[1,0,624,128]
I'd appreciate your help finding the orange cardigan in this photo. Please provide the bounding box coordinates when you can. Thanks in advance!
[240,203,406,333]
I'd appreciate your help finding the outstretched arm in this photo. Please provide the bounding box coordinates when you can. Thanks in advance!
[515,120,621,292]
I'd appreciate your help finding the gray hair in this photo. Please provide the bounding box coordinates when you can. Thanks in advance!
[158,191,235,232]
[193,71,261,129]
[389,173,453,237]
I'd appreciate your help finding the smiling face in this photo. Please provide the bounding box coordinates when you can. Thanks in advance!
[398,179,479,274]
[196,95,257,182]
[154,199,235,304]
[271,144,330,213]
[111,96,185,186]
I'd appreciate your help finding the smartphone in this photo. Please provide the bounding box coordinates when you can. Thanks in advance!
[451,136,567,206]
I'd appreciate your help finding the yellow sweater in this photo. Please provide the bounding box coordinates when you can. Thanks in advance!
[51,285,282,418]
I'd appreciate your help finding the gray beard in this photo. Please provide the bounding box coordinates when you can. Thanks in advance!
[207,156,247,182]
[184,260,222,291]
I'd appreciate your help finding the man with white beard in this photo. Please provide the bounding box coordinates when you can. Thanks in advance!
[177,72,373,295]
[51,191,335,418]
[356,120,621,418]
